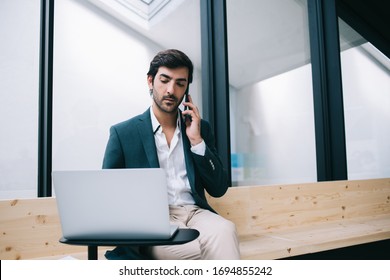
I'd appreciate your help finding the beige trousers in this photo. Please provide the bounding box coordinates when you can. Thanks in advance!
[144,205,241,260]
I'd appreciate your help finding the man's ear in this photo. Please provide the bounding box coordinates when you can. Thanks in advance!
[147,75,154,89]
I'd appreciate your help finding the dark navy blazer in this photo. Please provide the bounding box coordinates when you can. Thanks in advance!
[102,108,229,212]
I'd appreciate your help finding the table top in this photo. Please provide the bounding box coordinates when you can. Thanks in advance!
[59,228,199,247]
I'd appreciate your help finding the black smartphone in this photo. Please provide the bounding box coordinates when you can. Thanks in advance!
[184,90,192,122]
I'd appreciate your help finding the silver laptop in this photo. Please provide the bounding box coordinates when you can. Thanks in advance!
[52,168,178,240]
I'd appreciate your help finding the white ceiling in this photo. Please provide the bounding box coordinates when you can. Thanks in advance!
[87,0,365,90]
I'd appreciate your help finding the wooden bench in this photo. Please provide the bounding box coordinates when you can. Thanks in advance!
[0,197,112,260]
[208,178,390,259]
[1,178,389,259]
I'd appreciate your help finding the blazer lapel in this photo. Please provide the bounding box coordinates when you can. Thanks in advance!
[136,109,195,188]
[137,109,160,168]
[180,113,196,190]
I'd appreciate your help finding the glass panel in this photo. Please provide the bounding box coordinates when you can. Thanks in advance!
[339,19,390,180]
[227,0,317,186]
[52,0,201,173]
[0,0,40,199]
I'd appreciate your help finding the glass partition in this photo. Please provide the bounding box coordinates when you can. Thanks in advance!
[0,0,40,198]
[339,19,390,180]
[227,0,317,186]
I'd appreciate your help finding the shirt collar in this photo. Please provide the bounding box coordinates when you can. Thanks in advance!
[150,106,181,135]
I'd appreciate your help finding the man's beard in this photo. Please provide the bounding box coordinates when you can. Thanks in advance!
[152,90,184,114]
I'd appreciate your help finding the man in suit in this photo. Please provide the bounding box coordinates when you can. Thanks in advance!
[102,49,240,259]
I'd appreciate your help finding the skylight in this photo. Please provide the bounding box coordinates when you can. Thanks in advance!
[88,0,184,29]
[115,0,170,20]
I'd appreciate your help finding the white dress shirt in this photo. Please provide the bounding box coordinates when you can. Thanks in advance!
[150,107,206,206]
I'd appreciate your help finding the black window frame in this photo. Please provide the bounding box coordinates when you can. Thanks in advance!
[200,0,348,184]
[38,0,55,197]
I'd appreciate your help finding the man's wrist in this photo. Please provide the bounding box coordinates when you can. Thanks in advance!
[190,140,206,156]
[190,137,203,147]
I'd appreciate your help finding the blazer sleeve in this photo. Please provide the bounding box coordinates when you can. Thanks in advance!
[191,120,229,198]
[102,126,125,169]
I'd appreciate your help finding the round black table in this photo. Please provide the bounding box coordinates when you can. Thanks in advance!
[60,228,200,260]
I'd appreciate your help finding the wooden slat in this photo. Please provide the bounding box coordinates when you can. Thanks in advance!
[208,178,390,236]
[1,178,389,260]
[240,214,390,259]
[0,198,85,260]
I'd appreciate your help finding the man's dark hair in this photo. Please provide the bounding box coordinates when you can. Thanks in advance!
[147,49,193,84]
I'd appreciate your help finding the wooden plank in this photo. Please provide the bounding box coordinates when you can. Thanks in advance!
[0,198,85,260]
[240,214,390,259]
[208,178,390,235]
